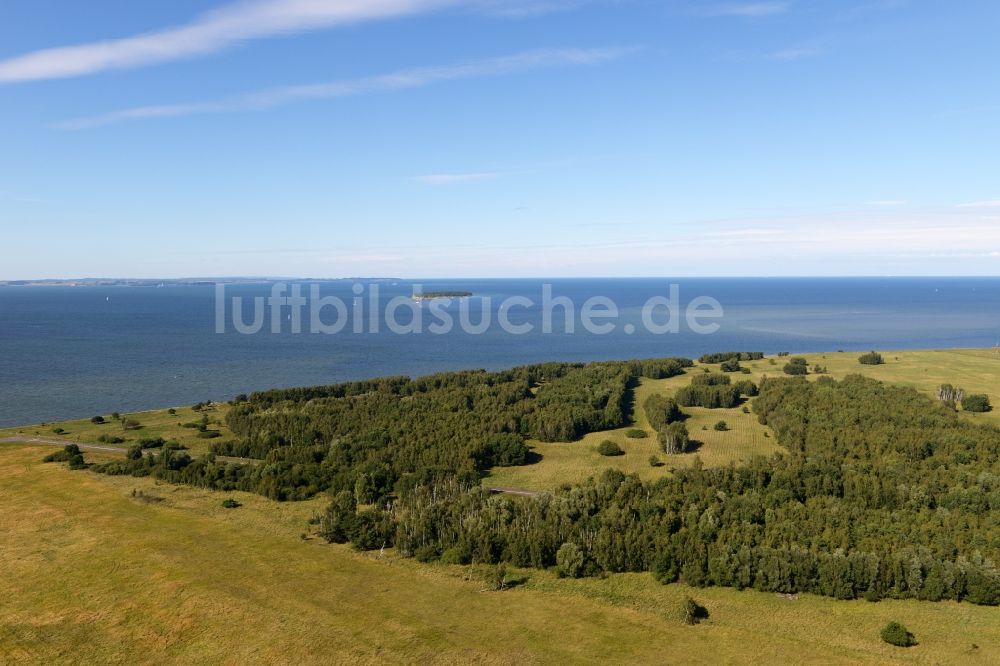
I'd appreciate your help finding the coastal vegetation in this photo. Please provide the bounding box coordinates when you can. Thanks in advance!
[697,352,764,364]
[34,353,1000,607]
[5,348,1000,660]
[59,358,689,501]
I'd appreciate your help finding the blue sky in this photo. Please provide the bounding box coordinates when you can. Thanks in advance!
[1,0,999,278]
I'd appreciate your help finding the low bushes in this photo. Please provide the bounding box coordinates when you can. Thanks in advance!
[43,444,86,469]
[597,440,624,456]
[719,359,741,372]
[880,622,915,647]
[683,597,708,625]
[859,351,884,365]
[962,394,992,413]
[783,358,808,375]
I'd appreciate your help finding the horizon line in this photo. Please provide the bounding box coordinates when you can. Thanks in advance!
[5,274,1000,283]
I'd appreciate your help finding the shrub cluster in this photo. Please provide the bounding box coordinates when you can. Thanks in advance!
[719,359,742,372]
[783,357,809,375]
[880,622,915,647]
[676,375,741,409]
[961,394,992,413]
[43,444,86,470]
[697,352,764,364]
[597,440,624,456]
[859,351,885,365]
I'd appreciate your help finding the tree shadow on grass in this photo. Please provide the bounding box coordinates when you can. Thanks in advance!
[685,440,705,454]
[504,574,529,589]
[524,450,543,465]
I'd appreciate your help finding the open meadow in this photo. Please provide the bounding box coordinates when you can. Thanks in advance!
[1,443,998,665]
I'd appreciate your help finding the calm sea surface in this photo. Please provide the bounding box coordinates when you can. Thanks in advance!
[1,277,999,427]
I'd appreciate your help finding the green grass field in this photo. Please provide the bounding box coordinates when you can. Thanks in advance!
[488,348,1000,491]
[0,403,232,457]
[2,443,998,664]
[485,374,782,490]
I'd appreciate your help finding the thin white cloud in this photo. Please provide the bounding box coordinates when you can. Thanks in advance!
[0,0,600,84]
[866,199,906,206]
[414,172,501,185]
[958,200,1000,208]
[702,2,791,17]
[55,46,635,129]
[0,0,463,83]
[768,47,820,61]
[474,0,589,17]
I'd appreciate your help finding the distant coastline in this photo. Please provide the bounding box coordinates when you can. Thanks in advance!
[0,277,402,287]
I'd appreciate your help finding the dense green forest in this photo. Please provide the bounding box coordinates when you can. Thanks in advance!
[82,358,691,501]
[374,375,1000,604]
[51,358,1000,605]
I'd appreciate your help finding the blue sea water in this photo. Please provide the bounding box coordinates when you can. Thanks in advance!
[1,277,999,427]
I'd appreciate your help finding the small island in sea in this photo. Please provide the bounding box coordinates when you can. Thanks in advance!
[411,290,473,301]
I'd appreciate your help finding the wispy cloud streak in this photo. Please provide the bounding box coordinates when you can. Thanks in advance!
[701,2,791,17]
[958,200,1000,208]
[0,0,462,83]
[55,47,635,129]
[414,172,501,185]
